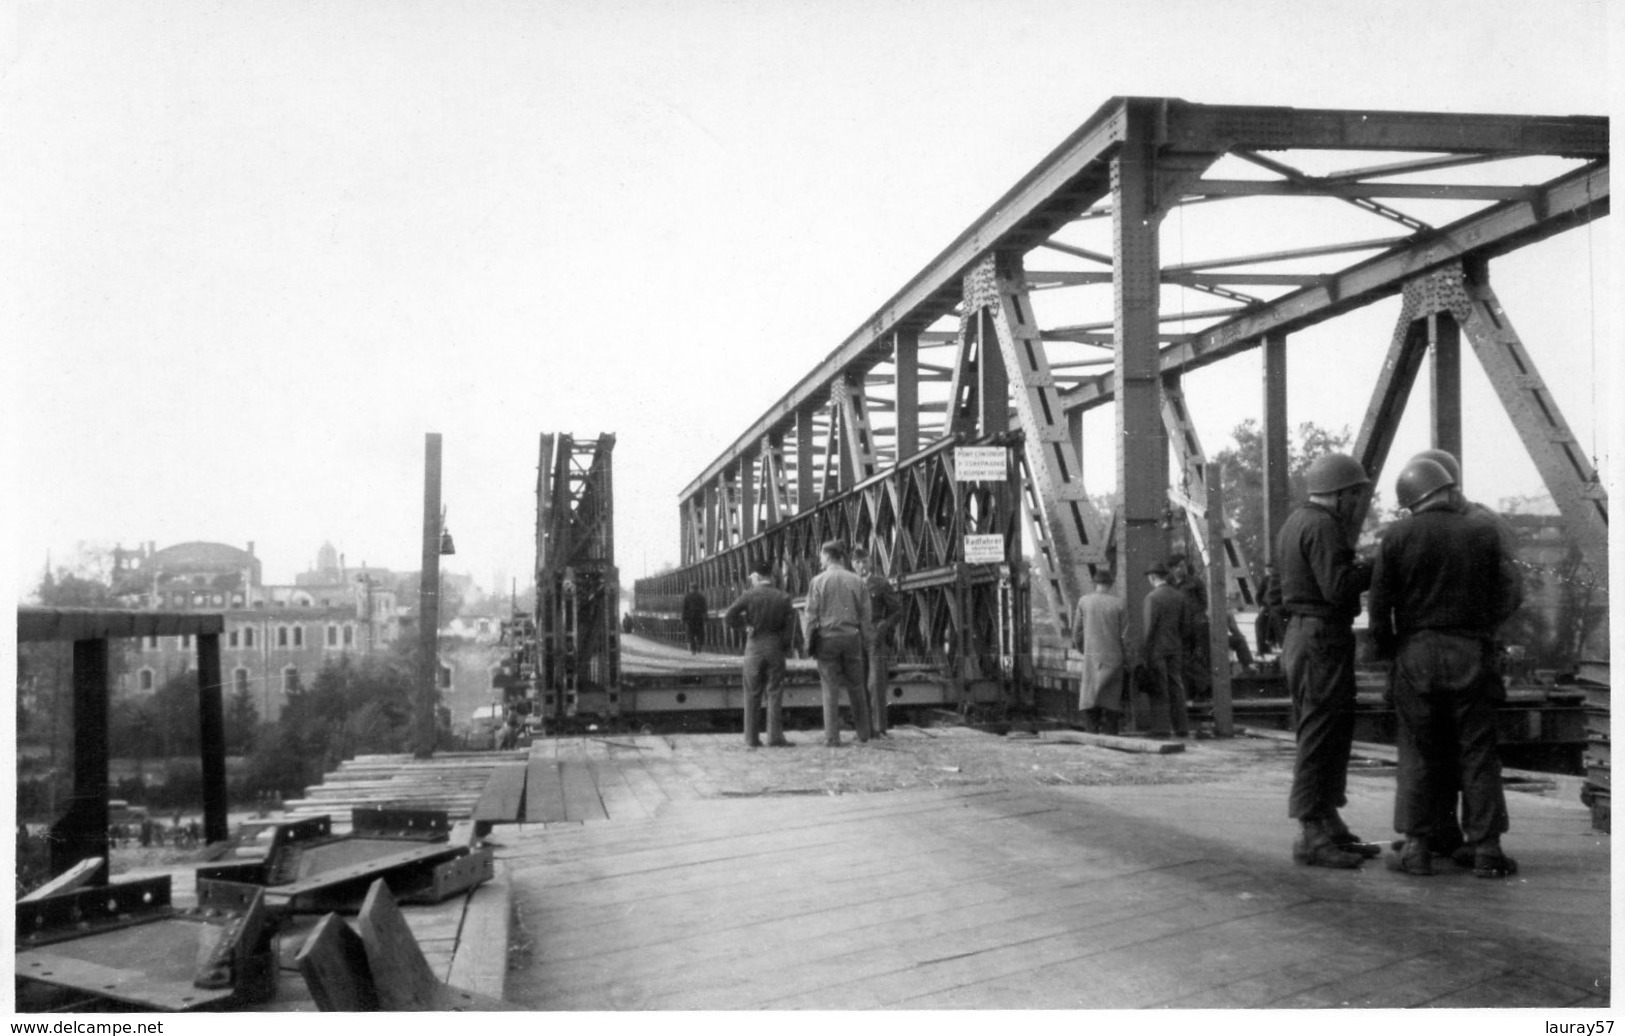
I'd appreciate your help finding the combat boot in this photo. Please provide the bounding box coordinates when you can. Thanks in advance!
[1386,836,1434,876]
[1471,838,1519,879]
[1324,810,1382,858]
[1292,820,1365,869]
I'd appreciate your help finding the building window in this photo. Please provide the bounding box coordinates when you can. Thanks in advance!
[212,593,224,606]
[243,626,255,648]
[139,668,155,692]
[438,663,452,690]
[489,664,503,689]
[293,626,304,648]
[228,630,240,648]
[178,634,192,650]
[146,635,159,650]
[232,594,244,607]
[343,625,354,647]
[277,626,289,647]
[282,666,299,693]
[326,624,338,648]
[234,668,250,696]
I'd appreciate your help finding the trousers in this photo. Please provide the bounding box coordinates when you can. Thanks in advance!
[815,632,870,744]
[1283,615,1357,820]
[742,643,786,746]
[866,646,888,735]
[1391,630,1508,844]
[1142,654,1186,736]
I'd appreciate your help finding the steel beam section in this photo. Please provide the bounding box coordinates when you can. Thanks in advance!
[1162,378,1255,606]
[795,406,815,513]
[894,330,920,460]
[1190,179,1536,202]
[980,252,1108,636]
[835,375,880,484]
[1430,312,1463,462]
[1114,101,1174,645]
[1452,262,1608,572]
[1061,162,1609,412]
[738,454,756,541]
[1261,332,1290,566]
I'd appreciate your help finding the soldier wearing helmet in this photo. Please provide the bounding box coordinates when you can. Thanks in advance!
[1369,455,1521,879]
[1275,452,1378,868]
[1398,448,1524,862]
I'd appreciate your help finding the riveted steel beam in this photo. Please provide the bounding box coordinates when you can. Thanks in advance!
[1061,162,1609,413]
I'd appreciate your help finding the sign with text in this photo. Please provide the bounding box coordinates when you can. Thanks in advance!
[954,447,1007,481]
[963,534,1006,564]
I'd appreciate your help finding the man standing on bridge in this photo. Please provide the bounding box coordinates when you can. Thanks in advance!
[1371,457,1521,878]
[681,584,708,655]
[1140,562,1187,739]
[724,559,797,749]
[1276,452,1379,869]
[853,546,900,739]
[803,540,873,747]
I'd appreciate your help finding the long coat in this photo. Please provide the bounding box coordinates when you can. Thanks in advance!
[1071,589,1127,711]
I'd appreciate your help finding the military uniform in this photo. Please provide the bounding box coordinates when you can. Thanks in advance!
[1369,505,1519,854]
[724,582,798,747]
[1276,501,1370,825]
[863,571,901,736]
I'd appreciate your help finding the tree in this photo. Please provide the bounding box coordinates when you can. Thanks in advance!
[224,685,259,755]
[1212,420,1386,571]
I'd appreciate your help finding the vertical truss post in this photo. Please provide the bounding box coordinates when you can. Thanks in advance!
[796,406,816,513]
[823,399,844,499]
[1113,103,1169,646]
[54,637,110,881]
[977,310,1010,435]
[702,482,719,557]
[738,453,756,541]
[1452,260,1608,573]
[1205,463,1233,737]
[1429,312,1463,461]
[945,303,981,437]
[895,329,920,461]
[837,374,879,483]
[763,431,790,526]
[982,252,1107,637]
[196,632,228,844]
[1261,332,1290,565]
[1162,378,1256,605]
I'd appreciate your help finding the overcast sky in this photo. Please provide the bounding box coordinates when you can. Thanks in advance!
[3,0,1617,603]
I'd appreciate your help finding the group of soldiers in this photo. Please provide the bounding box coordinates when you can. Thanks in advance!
[1070,447,1521,877]
[720,541,898,748]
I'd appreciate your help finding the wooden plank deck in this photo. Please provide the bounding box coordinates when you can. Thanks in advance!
[494,733,1609,1010]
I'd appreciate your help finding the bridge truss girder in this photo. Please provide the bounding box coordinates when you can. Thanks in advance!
[535,432,620,719]
[664,97,1607,682]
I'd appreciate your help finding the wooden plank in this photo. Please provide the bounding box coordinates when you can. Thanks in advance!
[294,912,379,1011]
[583,752,650,822]
[19,858,103,902]
[447,871,510,999]
[1040,730,1187,754]
[471,763,528,823]
[560,758,608,822]
[524,758,565,823]
[355,880,441,1010]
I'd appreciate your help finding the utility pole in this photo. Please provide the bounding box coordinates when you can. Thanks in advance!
[415,433,443,759]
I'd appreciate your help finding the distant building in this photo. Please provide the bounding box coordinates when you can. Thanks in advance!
[111,540,402,722]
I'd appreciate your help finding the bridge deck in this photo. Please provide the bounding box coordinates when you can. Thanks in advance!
[492,729,1609,1010]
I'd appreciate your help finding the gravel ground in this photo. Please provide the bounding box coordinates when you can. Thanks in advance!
[665,725,1313,798]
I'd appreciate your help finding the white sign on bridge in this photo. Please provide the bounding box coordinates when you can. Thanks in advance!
[963,534,1006,564]
[954,447,1007,481]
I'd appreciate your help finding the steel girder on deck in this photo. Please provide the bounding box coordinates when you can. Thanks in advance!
[669,96,1607,668]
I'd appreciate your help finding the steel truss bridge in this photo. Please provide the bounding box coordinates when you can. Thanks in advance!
[624,96,1606,722]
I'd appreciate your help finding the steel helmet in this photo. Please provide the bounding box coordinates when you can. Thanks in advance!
[1410,448,1462,485]
[1304,453,1369,495]
[1396,457,1456,510]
